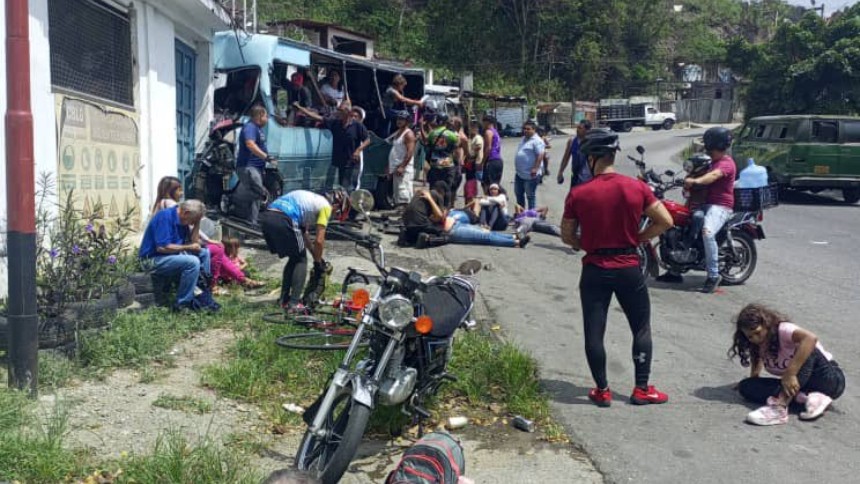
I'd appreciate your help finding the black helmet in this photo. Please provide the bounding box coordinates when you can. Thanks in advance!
[435,112,449,125]
[703,127,733,152]
[683,154,712,176]
[580,128,620,158]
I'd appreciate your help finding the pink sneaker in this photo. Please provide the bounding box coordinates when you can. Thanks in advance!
[746,396,788,426]
[799,392,832,421]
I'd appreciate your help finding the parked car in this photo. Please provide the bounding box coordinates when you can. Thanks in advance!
[732,115,860,203]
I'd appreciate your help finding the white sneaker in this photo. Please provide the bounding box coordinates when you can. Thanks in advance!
[799,392,832,421]
[746,397,789,426]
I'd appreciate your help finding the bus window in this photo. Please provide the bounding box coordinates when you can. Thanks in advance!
[811,120,838,143]
[214,67,262,117]
[754,124,767,138]
[841,121,860,143]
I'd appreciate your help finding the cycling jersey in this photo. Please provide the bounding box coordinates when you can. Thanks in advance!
[269,190,332,228]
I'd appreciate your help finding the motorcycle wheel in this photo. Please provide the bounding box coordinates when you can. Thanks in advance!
[637,244,652,280]
[295,386,372,484]
[719,230,757,285]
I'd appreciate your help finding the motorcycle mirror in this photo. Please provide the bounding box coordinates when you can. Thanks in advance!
[665,170,675,177]
[636,145,645,155]
[457,259,482,275]
[349,189,375,215]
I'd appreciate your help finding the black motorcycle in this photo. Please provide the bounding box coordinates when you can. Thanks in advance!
[294,238,480,484]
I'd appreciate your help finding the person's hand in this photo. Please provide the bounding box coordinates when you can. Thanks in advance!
[187,243,202,253]
[684,177,696,190]
[781,374,800,398]
[556,173,565,185]
[396,166,406,176]
[352,151,361,162]
[530,167,539,177]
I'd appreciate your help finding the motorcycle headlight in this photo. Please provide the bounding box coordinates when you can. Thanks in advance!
[683,159,693,173]
[378,295,414,330]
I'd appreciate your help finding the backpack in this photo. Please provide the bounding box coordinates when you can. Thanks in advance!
[386,432,465,484]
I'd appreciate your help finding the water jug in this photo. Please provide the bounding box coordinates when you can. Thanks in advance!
[736,158,768,189]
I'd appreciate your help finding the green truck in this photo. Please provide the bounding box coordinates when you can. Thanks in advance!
[733,115,860,203]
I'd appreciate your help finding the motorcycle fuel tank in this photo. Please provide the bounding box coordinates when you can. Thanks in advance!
[663,199,691,226]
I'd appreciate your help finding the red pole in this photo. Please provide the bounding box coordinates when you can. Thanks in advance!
[5,0,38,394]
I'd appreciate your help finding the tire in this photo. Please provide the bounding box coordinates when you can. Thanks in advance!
[622,122,633,133]
[719,230,757,285]
[115,282,136,308]
[842,188,860,204]
[275,330,365,351]
[295,387,372,484]
[662,119,675,130]
[651,125,662,131]
[129,272,154,294]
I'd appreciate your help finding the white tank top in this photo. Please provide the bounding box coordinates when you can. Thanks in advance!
[389,129,413,171]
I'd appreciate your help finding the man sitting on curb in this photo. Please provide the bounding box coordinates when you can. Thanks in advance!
[139,199,217,312]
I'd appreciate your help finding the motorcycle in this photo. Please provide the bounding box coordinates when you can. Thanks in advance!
[630,146,765,285]
[188,115,283,212]
[294,236,481,484]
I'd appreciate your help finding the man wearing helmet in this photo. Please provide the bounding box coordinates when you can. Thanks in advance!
[424,111,462,208]
[260,190,333,312]
[561,128,674,408]
[683,127,737,293]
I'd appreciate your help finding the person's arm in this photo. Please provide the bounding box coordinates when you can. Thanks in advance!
[750,356,763,378]
[293,102,323,122]
[243,125,269,160]
[558,138,573,179]
[189,223,201,245]
[422,191,446,221]
[353,137,372,161]
[561,217,581,249]
[308,225,326,262]
[393,90,423,107]
[685,167,726,189]
[482,130,492,164]
[781,327,819,398]
[530,142,545,177]
[397,131,417,174]
[638,200,674,242]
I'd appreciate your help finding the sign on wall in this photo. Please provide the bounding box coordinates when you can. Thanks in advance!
[55,95,141,227]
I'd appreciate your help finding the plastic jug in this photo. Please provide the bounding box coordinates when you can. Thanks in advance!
[736,158,768,189]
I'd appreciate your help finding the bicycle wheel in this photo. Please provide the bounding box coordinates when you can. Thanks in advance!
[263,312,294,325]
[276,330,367,351]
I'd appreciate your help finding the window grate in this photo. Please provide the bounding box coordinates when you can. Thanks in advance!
[48,0,134,106]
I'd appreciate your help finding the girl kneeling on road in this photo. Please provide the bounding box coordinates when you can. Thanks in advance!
[729,303,846,426]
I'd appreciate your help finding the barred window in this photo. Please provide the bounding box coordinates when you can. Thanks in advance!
[48,0,134,106]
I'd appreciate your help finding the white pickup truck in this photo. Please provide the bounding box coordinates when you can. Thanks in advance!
[597,101,676,132]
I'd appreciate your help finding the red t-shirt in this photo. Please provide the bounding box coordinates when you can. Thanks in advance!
[705,155,737,209]
[563,173,658,269]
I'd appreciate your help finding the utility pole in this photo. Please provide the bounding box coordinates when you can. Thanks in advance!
[810,0,825,18]
[5,0,38,394]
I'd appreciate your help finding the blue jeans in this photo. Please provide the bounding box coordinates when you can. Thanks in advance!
[447,211,516,247]
[514,174,538,209]
[702,205,732,278]
[152,248,211,306]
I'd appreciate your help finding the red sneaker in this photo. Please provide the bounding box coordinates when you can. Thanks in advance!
[588,387,612,407]
[630,385,669,405]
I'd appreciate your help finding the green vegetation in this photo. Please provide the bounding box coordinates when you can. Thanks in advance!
[727,5,860,118]
[257,0,810,102]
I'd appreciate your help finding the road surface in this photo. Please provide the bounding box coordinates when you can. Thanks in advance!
[440,128,860,483]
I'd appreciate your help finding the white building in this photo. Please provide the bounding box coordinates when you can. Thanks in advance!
[0,0,231,297]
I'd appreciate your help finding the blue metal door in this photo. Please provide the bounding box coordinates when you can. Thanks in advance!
[175,40,196,190]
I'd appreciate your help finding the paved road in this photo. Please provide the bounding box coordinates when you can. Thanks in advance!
[439,128,860,483]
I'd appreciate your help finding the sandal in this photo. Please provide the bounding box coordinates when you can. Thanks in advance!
[243,279,266,289]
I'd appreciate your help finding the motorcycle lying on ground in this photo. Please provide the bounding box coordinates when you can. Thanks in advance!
[294,236,481,484]
[631,146,775,285]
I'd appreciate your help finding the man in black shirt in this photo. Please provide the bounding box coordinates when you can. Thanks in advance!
[400,185,446,246]
[294,100,371,191]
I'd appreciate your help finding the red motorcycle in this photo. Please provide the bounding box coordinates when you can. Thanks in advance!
[631,146,772,285]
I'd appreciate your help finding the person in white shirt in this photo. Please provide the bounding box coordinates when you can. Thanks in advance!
[320,69,345,107]
[387,110,417,205]
[477,183,509,231]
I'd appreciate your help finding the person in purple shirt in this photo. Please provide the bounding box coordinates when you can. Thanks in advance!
[138,200,212,311]
[480,115,503,193]
[683,127,737,293]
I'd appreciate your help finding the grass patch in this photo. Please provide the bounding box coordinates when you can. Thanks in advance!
[38,351,77,389]
[152,394,213,414]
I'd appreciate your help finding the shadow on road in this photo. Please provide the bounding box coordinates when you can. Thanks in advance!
[692,383,756,408]
[777,189,858,207]
[541,378,626,406]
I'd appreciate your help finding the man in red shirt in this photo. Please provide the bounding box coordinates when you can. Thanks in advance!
[561,129,673,407]
[683,127,737,293]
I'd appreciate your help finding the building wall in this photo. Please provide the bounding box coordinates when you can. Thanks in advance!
[0,0,227,298]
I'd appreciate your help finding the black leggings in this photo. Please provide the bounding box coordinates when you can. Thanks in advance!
[738,350,846,404]
[427,167,459,208]
[580,265,653,389]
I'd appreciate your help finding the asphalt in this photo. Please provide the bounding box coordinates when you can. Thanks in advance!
[438,128,860,483]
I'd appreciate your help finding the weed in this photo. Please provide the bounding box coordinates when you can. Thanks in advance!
[152,394,213,414]
[39,351,77,389]
[118,430,261,484]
